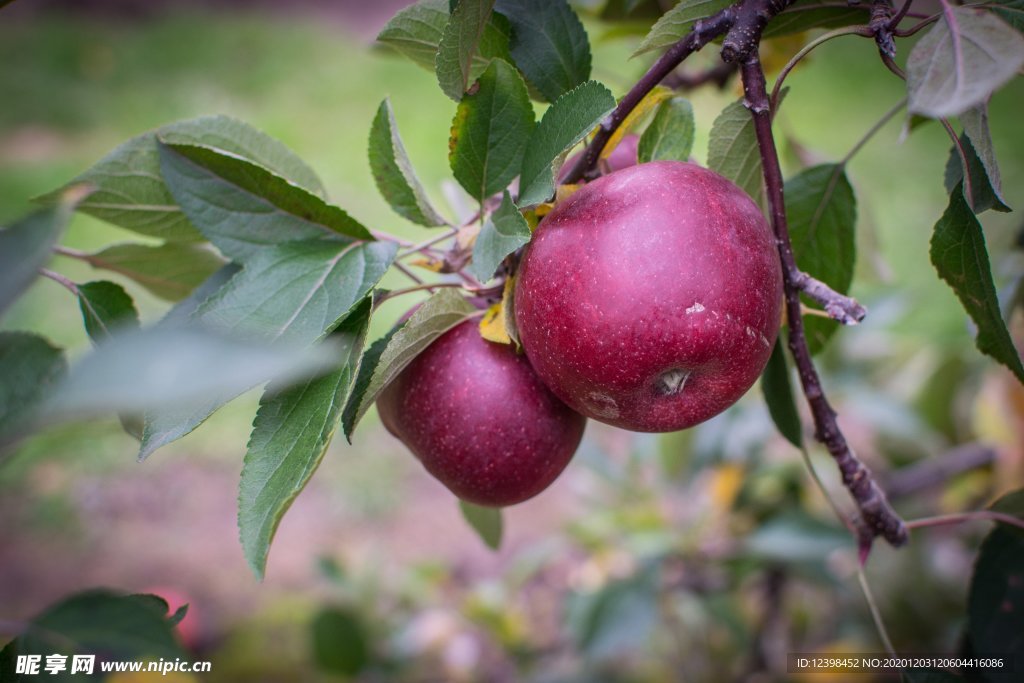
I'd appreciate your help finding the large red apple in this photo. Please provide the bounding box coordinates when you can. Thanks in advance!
[514,160,782,433]
[376,320,586,506]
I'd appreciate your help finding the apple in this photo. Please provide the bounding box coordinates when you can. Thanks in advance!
[514,160,783,433]
[376,320,586,506]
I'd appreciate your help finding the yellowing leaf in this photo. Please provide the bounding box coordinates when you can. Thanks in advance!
[479,301,512,345]
[600,86,673,160]
[709,463,744,512]
[501,275,519,348]
[410,256,445,272]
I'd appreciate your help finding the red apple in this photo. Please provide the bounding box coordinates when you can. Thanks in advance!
[376,320,586,506]
[514,161,782,433]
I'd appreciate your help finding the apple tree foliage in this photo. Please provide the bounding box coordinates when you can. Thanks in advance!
[1,0,1024,676]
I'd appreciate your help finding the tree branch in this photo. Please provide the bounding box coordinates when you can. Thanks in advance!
[791,270,867,324]
[560,6,739,184]
[662,60,737,91]
[738,55,908,553]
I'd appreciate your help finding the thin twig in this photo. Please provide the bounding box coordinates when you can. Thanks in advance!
[739,55,908,552]
[905,510,1024,532]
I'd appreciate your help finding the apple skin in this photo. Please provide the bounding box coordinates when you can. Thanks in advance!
[559,134,639,183]
[376,320,586,507]
[514,160,783,433]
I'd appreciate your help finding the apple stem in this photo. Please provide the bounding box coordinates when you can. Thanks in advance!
[739,53,908,554]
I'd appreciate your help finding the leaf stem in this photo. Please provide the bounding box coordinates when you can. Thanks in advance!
[839,97,908,167]
[393,261,427,286]
[376,281,463,303]
[740,54,908,552]
[939,116,975,209]
[52,244,90,261]
[770,26,872,114]
[905,510,1024,532]
[857,566,898,657]
[397,228,458,259]
[39,268,79,296]
[893,12,940,37]
[888,0,916,29]
[368,228,414,248]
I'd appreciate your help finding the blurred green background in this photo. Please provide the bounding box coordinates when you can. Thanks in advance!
[1,1,1023,681]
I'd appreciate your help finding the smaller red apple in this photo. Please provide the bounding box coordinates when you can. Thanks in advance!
[377,320,586,506]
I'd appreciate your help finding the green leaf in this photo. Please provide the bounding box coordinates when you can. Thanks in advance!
[311,607,371,677]
[240,298,372,579]
[77,281,140,343]
[39,115,324,242]
[193,239,396,346]
[930,187,1024,383]
[469,191,531,282]
[518,80,616,207]
[495,0,592,102]
[0,186,86,319]
[436,0,497,101]
[0,589,185,681]
[567,567,660,660]
[944,104,1011,214]
[160,262,241,328]
[634,0,731,55]
[637,96,695,164]
[449,58,535,202]
[0,333,66,444]
[158,142,373,262]
[138,240,395,460]
[76,242,226,302]
[744,512,851,564]
[761,340,803,449]
[43,326,336,429]
[906,6,1024,118]
[341,326,401,442]
[377,0,454,71]
[785,164,857,354]
[368,99,447,227]
[707,98,766,213]
[378,0,512,78]
[459,499,504,549]
[345,289,477,434]
[76,280,144,440]
[989,488,1024,521]
[635,0,869,55]
[968,526,1024,678]
[991,0,1024,33]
